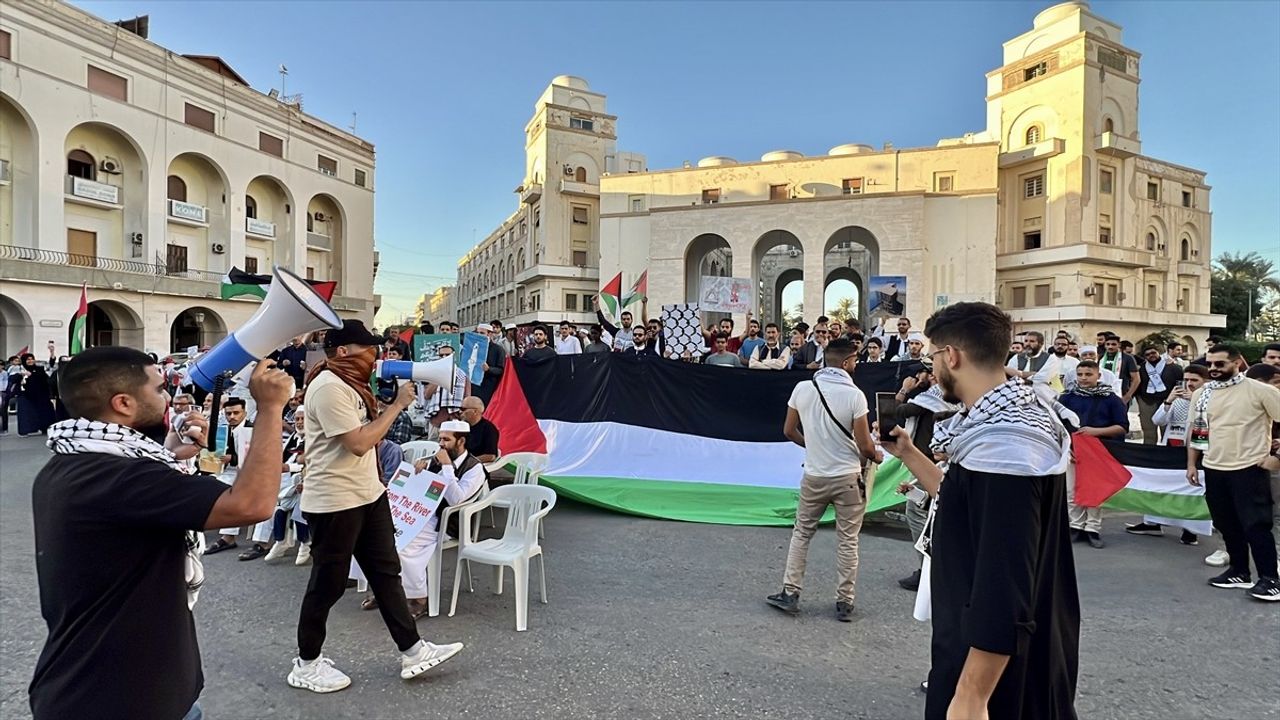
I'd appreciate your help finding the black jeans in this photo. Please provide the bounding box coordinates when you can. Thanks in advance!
[1204,465,1277,580]
[273,508,309,544]
[298,493,419,659]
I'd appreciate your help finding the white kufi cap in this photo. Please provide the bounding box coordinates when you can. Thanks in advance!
[441,420,471,433]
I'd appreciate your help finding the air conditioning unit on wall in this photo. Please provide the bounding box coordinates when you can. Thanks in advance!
[211,243,225,254]
[100,157,122,174]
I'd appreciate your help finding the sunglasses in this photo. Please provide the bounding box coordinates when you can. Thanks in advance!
[1207,361,1232,368]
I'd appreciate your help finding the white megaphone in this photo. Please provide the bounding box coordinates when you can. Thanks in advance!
[189,266,343,391]
[375,357,456,386]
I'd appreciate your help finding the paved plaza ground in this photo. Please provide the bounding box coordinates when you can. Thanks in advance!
[1,433,1276,719]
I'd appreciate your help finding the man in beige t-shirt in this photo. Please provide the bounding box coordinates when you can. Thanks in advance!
[1186,344,1280,603]
[287,320,463,694]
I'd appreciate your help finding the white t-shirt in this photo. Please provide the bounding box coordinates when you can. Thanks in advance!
[555,335,582,355]
[787,377,869,477]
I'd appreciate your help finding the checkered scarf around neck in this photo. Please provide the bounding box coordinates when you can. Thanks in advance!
[1192,371,1245,423]
[47,418,207,609]
[1066,381,1117,398]
[930,378,1071,477]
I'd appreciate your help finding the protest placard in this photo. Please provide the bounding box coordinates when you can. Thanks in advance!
[698,276,754,313]
[385,462,454,550]
[461,332,489,385]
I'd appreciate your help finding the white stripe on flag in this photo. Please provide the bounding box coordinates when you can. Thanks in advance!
[538,419,805,489]
[1123,465,1206,497]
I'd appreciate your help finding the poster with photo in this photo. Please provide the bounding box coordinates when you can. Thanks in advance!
[413,333,460,362]
[460,332,490,385]
[868,276,906,321]
[698,276,755,313]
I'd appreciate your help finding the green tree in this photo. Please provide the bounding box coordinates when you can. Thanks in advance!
[1135,328,1179,353]
[782,303,802,332]
[829,297,856,325]
[1210,251,1280,338]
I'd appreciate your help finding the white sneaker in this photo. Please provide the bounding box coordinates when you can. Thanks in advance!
[1204,549,1229,567]
[287,655,351,693]
[295,543,312,566]
[400,640,464,679]
[264,542,292,563]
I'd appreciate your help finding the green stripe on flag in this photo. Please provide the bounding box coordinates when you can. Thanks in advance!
[220,283,268,300]
[530,457,912,527]
[1102,487,1211,520]
[69,315,86,355]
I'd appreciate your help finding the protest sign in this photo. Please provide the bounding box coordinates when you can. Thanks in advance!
[461,332,489,386]
[661,303,704,358]
[868,275,906,321]
[414,333,460,362]
[698,276,754,313]
[385,462,453,550]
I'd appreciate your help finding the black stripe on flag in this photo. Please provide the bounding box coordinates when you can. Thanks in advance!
[1098,439,1190,470]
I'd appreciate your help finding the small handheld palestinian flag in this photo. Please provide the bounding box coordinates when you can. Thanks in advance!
[69,284,88,355]
[598,272,622,321]
[622,269,647,308]
[221,267,337,302]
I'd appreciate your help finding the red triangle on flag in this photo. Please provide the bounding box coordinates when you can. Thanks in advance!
[1071,433,1134,507]
[486,356,548,455]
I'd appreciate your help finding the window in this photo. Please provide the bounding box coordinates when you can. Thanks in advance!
[245,195,257,219]
[702,188,721,204]
[572,206,589,225]
[166,243,188,273]
[1091,283,1104,305]
[1106,284,1119,305]
[934,173,954,192]
[1147,181,1159,201]
[573,250,588,266]
[68,229,97,265]
[769,184,789,201]
[67,150,95,180]
[1034,284,1051,307]
[1024,61,1048,81]
[1103,117,1115,134]
[0,29,11,60]
[1146,232,1157,251]
[317,155,337,176]
[565,293,578,311]
[1097,46,1128,73]
[1147,284,1157,308]
[87,65,127,101]
[574,166,587,183]
[1025,125,1041,145]
[306,266,315,280]
[1100,169,1113,194]
[1181,190,1192,208]
[569,116,594,132]
[1099,226,1111,245]
[1023,231,1042,250]
[355,169,367,188]
[183,103,216,133]
[245,256,259,274]
[534,209,541,227]
[1024,175,1044,198]
[629,195,644,212]
[259,132,283,157]
[1011,286,1027,308]
[167,175,187,202]
[842,178,863,195]
[1181,287,1191,310]
[306,213,314,232]
[1180,237,1190,261]
[583,293,594,310]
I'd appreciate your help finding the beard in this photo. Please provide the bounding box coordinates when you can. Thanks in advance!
[1054,348,1067,357]
[1209,367,1234,381]
[936,368,962,404]
[137,417,169,445]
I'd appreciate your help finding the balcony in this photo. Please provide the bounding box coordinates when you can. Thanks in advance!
[1095,131,1141,159]
[1177,261,1203,276]
[246,217,276,238]
[559,179,599,197]
[168,199,208,225]
[998,138,1065,168]
[0,244,223,294]
[997,241,1153,271]
[519,183,543,205]
[65,175,122,207]
[513,262,599,284]
[307,232,332,250]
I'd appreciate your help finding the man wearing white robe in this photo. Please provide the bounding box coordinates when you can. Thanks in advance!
[399,420,487,618]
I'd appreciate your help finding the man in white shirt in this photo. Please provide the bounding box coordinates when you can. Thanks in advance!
[766,339,881,623]
[554,321,582,355]
[893,333,928,362]
[397,420,488,618]
[749,323,791,370]
[872,317,913,360]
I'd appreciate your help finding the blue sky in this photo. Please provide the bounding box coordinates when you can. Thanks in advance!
[80,0,1280,325]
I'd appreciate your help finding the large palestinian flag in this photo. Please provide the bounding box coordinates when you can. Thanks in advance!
[487,353,922,525]
[1073,434,1212,534]
[221,267,336,302]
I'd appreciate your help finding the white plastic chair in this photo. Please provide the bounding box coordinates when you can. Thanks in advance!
[490,452,548,539]
[400,440,440,464]
[449,485,556,631]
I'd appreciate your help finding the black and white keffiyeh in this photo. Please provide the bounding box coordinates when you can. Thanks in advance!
[48,418,207,609]
[930,378,1071,477]
[1066,382,1116,398]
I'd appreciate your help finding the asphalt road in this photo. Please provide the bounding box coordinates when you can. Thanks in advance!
[1,432,1277,719]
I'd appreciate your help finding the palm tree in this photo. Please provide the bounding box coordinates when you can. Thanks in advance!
[1211,251,1280,338]
[829,297,856,324]
[1213,251,1280,295]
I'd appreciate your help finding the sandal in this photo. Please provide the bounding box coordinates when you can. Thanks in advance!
[237,544,268,561]
[360,595,379,611]
[204,538,237,555]
[408,601,429,620]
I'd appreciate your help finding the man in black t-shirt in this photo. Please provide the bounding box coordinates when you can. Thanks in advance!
[460,396,499,463]
[30,348,294,720]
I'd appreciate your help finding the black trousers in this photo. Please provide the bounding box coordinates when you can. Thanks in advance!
[298,493,419,659]
[1204,465,1277,580]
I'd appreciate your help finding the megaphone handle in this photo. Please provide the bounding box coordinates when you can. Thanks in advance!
[206,373,227,453]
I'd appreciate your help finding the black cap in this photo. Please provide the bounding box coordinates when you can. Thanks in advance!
[323,319,382,349]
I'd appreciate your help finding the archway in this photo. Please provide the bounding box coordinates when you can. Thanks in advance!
[1,94,38,249]
[170,306,227,352]
[167,152,230,274]
[245,175,294,271]
[775,269,804,332]
[71,300,143,349]
[824,271,863,328]
[0,294,33,359]
[306,193,345,290]
[64,121,147,262]
[823,226,880,326]
[754,229,803,326]
[684,233,732,324]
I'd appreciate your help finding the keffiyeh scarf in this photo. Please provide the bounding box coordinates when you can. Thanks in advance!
[47,418,207,609]
[1067,383,1116,398]
[1144,357,1168,394]
[930,378,1071,477]
[1189,373,1245,449]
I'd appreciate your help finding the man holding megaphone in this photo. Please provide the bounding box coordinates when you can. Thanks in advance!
[287,319,463,694]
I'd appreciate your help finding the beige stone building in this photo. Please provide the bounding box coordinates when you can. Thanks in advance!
[454,76,645,329]
[417,284,456,328]
[0,0,377,357]
[599,1,1223,350]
